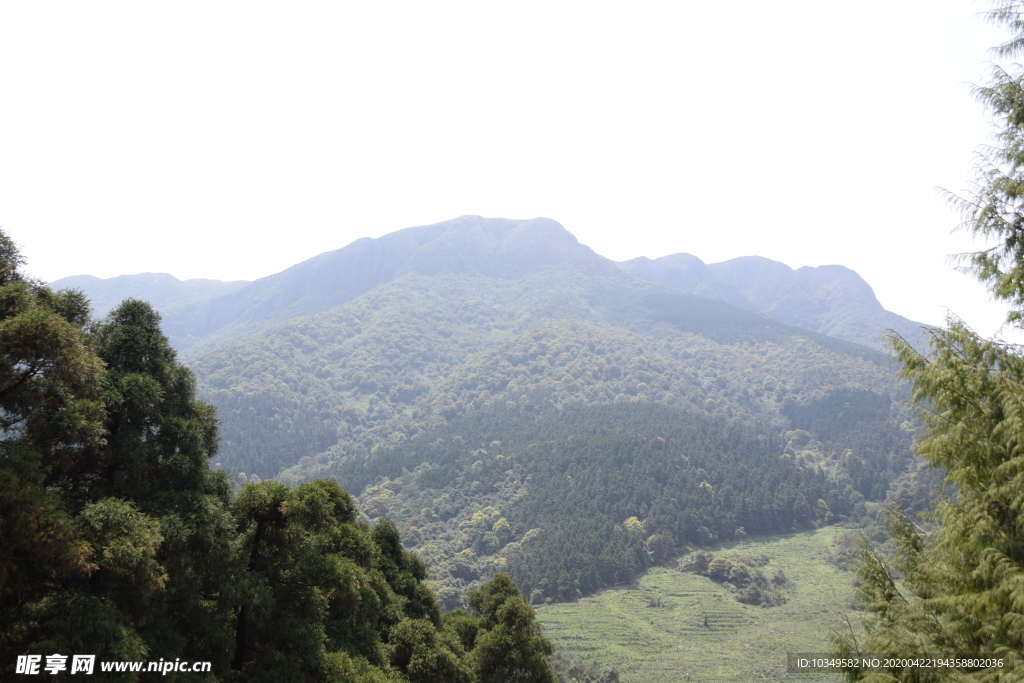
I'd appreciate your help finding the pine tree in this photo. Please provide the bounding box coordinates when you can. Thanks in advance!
[829,3,1024,679]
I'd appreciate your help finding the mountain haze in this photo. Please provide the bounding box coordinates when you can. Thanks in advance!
[50,216,924,354]
[49,272,250,319]
[618,253,923,348]
[72,217,615,354]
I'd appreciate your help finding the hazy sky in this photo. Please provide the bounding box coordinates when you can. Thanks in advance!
[1,1,1018,339]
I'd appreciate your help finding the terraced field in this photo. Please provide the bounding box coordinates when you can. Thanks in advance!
[536,527,856,682]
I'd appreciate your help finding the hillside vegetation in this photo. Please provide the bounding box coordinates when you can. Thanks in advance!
[170,221,921,608]
[45,216,925,616]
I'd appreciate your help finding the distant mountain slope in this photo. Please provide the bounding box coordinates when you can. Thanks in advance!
[333,404,863,607]
[190,264,896,482]
[618,253,925,348]
[48,272,249,318]
[173,216,616,354]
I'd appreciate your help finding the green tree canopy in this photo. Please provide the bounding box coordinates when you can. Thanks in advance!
[467,574,557,683]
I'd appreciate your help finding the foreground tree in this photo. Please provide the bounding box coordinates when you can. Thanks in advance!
[0,232,115,671]
[467,574,557,683]
[831,324,1024,680]
[830,3,1024,680]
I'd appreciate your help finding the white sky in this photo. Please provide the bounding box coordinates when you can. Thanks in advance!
[1,1,1018,339]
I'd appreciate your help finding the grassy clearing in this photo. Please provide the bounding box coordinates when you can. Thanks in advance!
[536,527,857,682]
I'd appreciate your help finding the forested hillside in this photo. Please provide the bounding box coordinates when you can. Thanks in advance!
[187,267,899,482]
[41,216,926,614]
[164,220,922,607]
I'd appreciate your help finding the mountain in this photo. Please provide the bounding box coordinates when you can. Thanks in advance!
[618,253,923,348]
[48,272,249,319]
[191,266,892,480]
[177,221,912,605]
[49,216,925,606]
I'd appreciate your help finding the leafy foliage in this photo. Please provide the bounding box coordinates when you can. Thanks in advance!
[678,551,788,606]
[830,324,1024,680]
[466,574,557,683]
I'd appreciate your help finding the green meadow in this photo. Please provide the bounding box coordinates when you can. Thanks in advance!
[536,527,857,682]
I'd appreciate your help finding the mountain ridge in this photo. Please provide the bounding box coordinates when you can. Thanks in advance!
[618,252,922,348]
[50,216,925,352]
[48,272,250,319]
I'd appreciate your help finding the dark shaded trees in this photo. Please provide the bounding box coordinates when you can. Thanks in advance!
[336,403,855,604]
[0,231,116,672]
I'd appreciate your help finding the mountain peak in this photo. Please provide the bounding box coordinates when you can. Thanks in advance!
[146,216,615,350]
[52,217,923,351]
[392,216,611,279]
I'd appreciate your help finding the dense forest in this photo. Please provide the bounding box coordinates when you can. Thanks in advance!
[179,259,922,610]
[326,403,867,607]
[0,234,557,682]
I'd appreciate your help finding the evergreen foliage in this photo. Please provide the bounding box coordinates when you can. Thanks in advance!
[952,1,1024,328]
[830,325,1024,680]
[466,574,557,683]
[830,5,1024,679]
